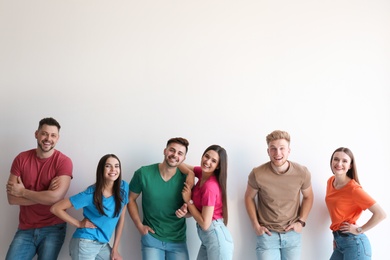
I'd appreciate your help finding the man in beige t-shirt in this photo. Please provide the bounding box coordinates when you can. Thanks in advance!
[244,130,314,260]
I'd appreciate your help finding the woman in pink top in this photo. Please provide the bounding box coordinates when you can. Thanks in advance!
[325,147,386,260]
[177,144,233,260]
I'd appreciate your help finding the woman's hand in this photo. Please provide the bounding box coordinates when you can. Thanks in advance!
[80,218,96,228]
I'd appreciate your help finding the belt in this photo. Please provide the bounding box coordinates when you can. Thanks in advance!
[332,230,350,237]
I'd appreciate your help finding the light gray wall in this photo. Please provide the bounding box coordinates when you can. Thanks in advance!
[1,0,389,259]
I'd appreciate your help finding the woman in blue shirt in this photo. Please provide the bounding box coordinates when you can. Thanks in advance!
[51,154,129,260]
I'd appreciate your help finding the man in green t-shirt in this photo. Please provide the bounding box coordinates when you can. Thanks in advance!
[128,137,192,260]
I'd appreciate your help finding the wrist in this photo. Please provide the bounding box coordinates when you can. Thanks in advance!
[356,227,363,233]
[296,219,306,227]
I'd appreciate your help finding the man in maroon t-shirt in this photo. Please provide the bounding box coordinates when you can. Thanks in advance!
[6,117,73,260]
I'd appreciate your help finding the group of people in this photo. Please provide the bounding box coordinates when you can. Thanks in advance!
[5,117,386,260]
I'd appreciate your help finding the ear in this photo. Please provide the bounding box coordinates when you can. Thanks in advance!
[34,130,38,139]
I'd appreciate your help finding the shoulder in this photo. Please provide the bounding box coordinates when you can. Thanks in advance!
[52,150,72,162]
[120,180,130,191]
[252,162,271,173]
[289,161,311,175]
[136,163,158,173]
[14,149,35,159]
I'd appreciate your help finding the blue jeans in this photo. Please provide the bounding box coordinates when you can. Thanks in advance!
[196,218,234,260]
[256,230,301,260]
[330,231,372,260]
[141,233,189,260]
[69,238,111,260]
[6,223,67,260]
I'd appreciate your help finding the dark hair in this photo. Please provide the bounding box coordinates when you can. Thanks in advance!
[203,144,229,225]
[94,154,123,217]
[166,137,189,153]
[330,147,360,185]
[38,117,61,131]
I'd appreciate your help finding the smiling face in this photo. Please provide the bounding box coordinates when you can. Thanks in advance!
[267,139,290,167]
[163,142,187,168]
[200,150,220,174]
[104,157,121,183]
[35,124,60,156]
[331,151,352,176]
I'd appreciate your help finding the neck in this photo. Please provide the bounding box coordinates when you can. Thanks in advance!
[333,175,350,189]
[271,161,289,174]
[159,163,177,181]
[36,148,55,159]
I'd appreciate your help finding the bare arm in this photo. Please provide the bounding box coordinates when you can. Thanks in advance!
[361,203,387,232]
[285,185,314,232]
[182,182,213,230]
[244,184,271,236]
[111,208,127,260]
[347,203,386,234]
[178,163,195,188]
[127,191,154,235]
[7,174,71,205]
[50,198,96,228]
[299,185,314,222]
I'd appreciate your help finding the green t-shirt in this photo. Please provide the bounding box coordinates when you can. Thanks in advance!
[130,163,187,243]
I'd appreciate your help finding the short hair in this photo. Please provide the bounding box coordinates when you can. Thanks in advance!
[266,130,290,145]
[38,117,61,131]
[166,137,189,153]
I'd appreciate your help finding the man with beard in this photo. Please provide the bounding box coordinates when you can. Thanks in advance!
[5,117,73,260]
[128,137,193,260]
[244,130,314,260]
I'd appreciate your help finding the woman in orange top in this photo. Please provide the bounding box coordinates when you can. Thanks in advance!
[325,147,386,260]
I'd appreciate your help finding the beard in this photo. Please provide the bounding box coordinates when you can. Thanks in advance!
[165,156,180,167]
[38,141,55,153]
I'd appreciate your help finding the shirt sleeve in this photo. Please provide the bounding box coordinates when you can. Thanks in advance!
[69,186,94,210]
[129,168,142,194]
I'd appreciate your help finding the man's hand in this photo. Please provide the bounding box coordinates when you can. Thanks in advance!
[254,223,272,236]
[136,223,155,236]
[175,203,188,218]
[48,176,60,190]
[6,176,25,197]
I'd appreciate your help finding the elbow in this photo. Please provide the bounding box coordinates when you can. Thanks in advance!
[200,222,211,231]
[49,205,55,215]
[50,204,58,216]
[381,211,387,221]
[7,195,18,205]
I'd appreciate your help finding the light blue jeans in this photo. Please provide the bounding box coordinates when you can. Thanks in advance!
[69,238,111,260]
[330,231,372,260]
[196,218,234,260]
[141,233,189,260]
[256,230,301,260]
[5,223,67,260]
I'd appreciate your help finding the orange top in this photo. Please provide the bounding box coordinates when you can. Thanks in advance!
[325,176,375,231]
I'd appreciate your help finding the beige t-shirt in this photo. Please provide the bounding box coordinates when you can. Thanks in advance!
[248,161,311,233]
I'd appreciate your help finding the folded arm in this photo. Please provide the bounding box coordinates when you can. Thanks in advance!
[7,173,71,206]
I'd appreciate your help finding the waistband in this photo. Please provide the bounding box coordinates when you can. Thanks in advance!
[196,218,224,229]
[332,230,351,237]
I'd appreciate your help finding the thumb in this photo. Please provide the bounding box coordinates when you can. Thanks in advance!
[17,176,22,183]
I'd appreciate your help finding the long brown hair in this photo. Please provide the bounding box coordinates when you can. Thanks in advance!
[330,147,360,185]
[94,154,124,216]
[203,145,229,225]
